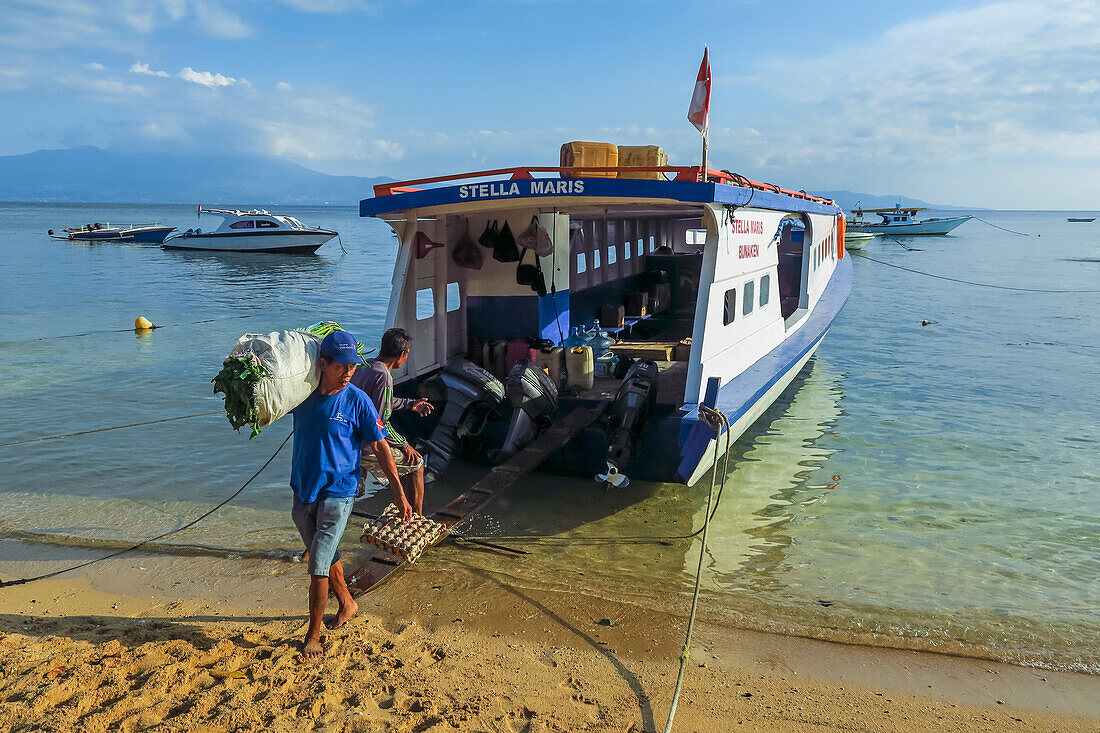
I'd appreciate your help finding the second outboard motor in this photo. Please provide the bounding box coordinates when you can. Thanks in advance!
[598,359,659,487]
[494,360,559,463]
[420,358,505,481]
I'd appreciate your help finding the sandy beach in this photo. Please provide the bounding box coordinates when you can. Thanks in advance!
[2,542,1098,733]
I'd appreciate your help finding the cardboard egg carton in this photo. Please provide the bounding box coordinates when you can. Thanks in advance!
[361,503,449,562]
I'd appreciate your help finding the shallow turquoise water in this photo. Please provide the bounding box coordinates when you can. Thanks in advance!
[0,203,1096,672]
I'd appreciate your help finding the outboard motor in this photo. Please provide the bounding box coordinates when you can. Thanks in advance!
[598,359,659,487]
[420,358,505,481]
[493,360,559,463]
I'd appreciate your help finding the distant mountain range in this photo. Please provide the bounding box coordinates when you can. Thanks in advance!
[0,146,391,206]
[809,190,967,211]
[0,147,964,210]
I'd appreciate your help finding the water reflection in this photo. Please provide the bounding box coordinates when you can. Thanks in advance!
[159,249,338,308]
[692,357,845,590]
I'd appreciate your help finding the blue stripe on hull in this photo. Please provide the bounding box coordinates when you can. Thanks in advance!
[675,254,853,484]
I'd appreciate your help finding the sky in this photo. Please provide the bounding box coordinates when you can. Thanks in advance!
[2,0,1099,209]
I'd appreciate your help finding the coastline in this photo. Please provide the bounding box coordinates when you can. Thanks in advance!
[2,548,1098,732]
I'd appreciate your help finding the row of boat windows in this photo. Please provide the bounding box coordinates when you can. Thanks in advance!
[228,219,281,229]
[811,235,835,270]
[415,282,462,320]
[575,236,658,274]
[722,274,771,326]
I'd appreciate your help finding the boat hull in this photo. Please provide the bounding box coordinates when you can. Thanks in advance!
[675,253,853,485]
[844,232,874,250]
[848,216,971,235]
[62,226,176,243]
[161,230,336,253]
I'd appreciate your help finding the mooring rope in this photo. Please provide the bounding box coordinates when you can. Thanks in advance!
[971,216,1030,236]
[664,405,731,733]
[0,432,291,589]
[0,314,261,344]
[0,411,224,448]
[851,251,1100,293]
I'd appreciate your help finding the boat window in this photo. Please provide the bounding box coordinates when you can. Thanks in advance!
[446,282,461,313]
[576,252,587,273]
[760,275,770,307]
[415,288,434,320]
[229,220,255,229]
[608,245,617,264]
[687,229,706,246]
[723,287,736,325]
[257,220,279,228]
[743,280,755,316]
[637,239,644,257]
[623,240,631,260]
[593,249,601,269]
[649,236,656,252]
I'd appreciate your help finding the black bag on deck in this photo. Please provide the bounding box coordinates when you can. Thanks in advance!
[478,220,499,249]
[492,220,520,262]
[515,247,547,297]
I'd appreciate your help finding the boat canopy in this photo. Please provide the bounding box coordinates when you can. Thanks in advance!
[360,166,840,219]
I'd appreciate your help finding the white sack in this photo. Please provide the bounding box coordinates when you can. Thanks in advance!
[230,330,321,427]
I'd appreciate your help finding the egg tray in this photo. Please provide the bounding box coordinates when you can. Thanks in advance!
[360,504,449,562]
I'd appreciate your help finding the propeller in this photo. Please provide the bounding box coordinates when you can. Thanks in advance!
[595,461,630,488]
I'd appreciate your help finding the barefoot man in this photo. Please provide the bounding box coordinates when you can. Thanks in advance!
[290,330,411,658]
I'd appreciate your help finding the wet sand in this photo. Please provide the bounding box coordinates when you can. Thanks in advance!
[2,544,1099,732]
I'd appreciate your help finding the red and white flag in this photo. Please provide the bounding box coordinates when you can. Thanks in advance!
[687,48,711,133]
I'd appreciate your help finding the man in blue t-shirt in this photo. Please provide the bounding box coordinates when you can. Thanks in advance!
[290,329,409,659]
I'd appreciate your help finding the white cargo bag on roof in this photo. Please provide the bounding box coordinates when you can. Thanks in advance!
[230,329,321,427]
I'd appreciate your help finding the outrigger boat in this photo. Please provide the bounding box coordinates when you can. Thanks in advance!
[844,231,875,250]
[47,222,176,243]
[847,204,970,235]
[162,207,338,253]
[356,151,852,491]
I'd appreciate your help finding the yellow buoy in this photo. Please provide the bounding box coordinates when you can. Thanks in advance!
[134,316,155,330]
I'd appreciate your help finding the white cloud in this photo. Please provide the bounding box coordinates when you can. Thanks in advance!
[130,62,170,78]
[85,62,107,72]
[178,66,237,87]
[193,1,254,39]
[276,81,293,91]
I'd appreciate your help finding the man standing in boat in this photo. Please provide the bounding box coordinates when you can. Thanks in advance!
[291,330,410,659]
[352,327,433,515]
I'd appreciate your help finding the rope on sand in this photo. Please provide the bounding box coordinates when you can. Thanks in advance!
[664,405,731,733]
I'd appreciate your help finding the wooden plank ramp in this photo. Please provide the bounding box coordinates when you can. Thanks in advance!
[346,404,606,596]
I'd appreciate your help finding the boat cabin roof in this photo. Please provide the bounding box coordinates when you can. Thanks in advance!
[855,206,927,214]
[360,166,840,220]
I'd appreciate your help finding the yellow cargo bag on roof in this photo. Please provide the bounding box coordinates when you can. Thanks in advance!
[560,141,618,178]
[617,145,668,180]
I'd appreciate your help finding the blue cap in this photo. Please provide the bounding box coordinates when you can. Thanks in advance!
[319,330,359,365]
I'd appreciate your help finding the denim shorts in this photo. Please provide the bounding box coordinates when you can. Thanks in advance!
[291,494,355,576]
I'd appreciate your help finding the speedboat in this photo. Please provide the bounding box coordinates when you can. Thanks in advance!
[847,205,970,235]
[356,142,852,487]
[48,222,176,243]
[844,231,875,250]
[162,207,338,253]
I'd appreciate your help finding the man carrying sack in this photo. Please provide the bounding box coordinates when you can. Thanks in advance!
[290,330,409,659]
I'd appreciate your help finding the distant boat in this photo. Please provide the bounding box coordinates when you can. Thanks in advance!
[47,222,176,243]
[162,207,338,253]
[844,232,875,250]
[847,205,970,235]
[1067,217,1095,222]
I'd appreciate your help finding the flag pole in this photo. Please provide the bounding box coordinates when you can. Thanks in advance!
[701,126,708,183]
[700,44,709,182]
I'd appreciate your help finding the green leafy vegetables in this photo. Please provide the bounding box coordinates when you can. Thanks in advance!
[212,354,270,439]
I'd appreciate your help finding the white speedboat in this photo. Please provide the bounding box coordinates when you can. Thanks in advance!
[162,207,337,253]
[356,143,852,487]
[847,205,970,235]
[844,231,875,250]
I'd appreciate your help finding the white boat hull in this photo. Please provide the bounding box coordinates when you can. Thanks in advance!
[848,216,970,235]
[162,230,336,253]
[844,232,875,250]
